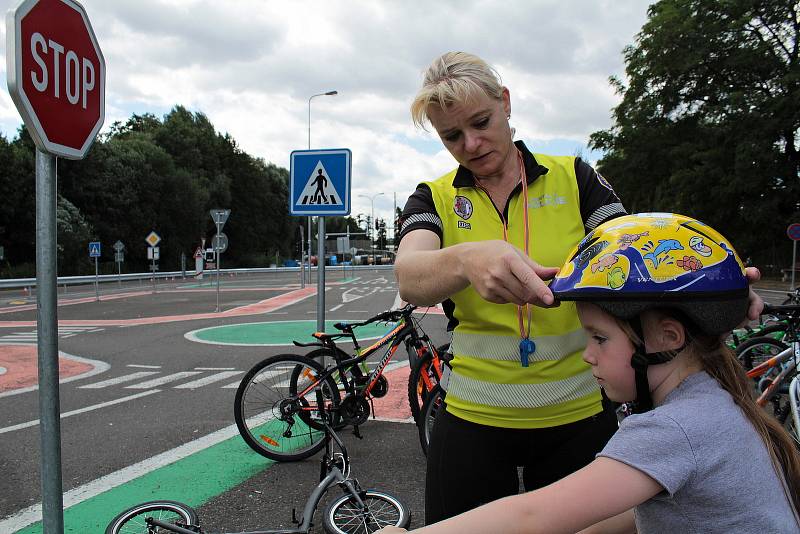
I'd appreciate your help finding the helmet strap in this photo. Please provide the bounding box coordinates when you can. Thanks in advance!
[627,316,680,414]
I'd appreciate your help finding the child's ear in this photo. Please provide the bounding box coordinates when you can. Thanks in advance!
[656,316,685,351]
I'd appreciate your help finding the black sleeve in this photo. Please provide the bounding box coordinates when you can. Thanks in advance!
[397,183,443,245]
[575,158,627,231]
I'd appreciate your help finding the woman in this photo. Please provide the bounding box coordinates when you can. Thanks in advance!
[394,52,764,524]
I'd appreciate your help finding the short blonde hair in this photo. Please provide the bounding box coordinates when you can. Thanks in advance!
[410,52,504,128]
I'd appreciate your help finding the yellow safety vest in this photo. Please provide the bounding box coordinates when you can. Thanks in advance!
[425,153,602,428]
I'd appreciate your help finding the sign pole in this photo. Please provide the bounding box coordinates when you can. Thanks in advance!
[299,224,305,288]
[117,258,121,286]
[35,149,64,533]
[94,256,99,301]
[216,220,221,312]
[317,217,326,332]
[792,240,797,291]
[151,251,156,294]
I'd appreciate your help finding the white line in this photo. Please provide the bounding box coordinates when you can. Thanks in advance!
[173,371,243,389]
[194,367,236,371]
[79,371,160,389]
[221,381,241,389]
[0,351,111,399]
[0,418,240,533]
[329,304,344,311]
[125,371,203,389]
[0,390,160,435]
[127,364,162,369]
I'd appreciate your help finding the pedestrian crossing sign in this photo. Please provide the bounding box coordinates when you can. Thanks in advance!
[290,148,351,215]
[89,241,101,258]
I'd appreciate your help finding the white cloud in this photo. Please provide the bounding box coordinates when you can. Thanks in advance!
[0,0,649,223]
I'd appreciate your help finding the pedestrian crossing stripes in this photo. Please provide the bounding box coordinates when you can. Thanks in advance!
[78,368,245,391]
[0,326,104,343]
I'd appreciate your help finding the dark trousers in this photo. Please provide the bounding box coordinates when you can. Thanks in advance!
[424,403,618,524]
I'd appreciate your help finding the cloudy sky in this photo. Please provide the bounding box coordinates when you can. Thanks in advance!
[1,0,651,224]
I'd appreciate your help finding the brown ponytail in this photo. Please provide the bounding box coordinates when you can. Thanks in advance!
[693,336,800,515]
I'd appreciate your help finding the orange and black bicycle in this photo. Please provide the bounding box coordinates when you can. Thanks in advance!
[234,304,443,461]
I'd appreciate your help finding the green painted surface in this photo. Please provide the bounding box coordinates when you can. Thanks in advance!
[17,420,321,533]
[191,320,396,346]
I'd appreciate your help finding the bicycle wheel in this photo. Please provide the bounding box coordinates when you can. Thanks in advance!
[234,354,340,462]
[105,500,198,534]
[407,344,448,420]
[323,490,411,533]
[735,336,789,370]
[418,384,445,456]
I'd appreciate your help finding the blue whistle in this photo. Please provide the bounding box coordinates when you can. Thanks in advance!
[519,338,535,367]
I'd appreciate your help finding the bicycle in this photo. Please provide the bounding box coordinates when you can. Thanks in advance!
[234,304,439,462]
[406,339,449,422]
[741,303,800,446]
[106,389,411,534]
[417,384,445,455]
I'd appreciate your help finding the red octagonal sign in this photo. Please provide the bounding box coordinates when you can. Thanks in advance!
[6,0,105,159]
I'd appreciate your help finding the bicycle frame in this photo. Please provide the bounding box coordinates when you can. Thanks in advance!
[747,341,799,407]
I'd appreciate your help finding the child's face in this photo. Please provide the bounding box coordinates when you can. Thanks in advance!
[577,303,637,402]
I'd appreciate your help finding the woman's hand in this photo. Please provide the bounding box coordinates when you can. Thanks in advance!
[460,240,559,307]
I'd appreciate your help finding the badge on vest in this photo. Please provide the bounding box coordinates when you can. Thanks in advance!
[454,196,473,219]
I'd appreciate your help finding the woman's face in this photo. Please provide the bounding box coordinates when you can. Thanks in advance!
[427,87,513,179]
[577,303,637,402]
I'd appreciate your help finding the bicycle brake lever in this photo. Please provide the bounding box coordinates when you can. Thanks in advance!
[353,425,363,439]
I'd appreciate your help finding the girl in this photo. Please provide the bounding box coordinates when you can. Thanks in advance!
[380,213,799,533]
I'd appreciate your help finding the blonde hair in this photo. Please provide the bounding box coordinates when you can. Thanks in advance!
[615,313,800,514]
[410,52,504,129]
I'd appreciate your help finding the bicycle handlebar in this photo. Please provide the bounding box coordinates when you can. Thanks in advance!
[333,304,418,331]
[763,303,800,315]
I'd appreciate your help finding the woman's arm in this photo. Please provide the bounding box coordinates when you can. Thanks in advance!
[378,458,661,534]
[394,229,558,307]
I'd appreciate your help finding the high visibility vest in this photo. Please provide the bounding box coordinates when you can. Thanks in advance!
[425,153,601,428]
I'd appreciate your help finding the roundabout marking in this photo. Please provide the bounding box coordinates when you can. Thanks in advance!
[184,320,397,347]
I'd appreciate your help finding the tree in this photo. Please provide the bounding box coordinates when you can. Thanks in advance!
[590,0,799,271]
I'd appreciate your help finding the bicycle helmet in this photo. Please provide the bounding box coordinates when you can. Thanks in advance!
[550,213,749,411]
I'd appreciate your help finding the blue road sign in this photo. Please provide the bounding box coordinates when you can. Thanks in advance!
[290,149,351,215]
[89,241,101,258]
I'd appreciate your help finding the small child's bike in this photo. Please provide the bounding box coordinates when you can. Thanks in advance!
[105,389,411,534]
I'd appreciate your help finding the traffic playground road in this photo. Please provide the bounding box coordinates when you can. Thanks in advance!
[0,270,447,533]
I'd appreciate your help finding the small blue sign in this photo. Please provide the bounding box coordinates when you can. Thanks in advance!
[788,223,800,241]
[89,241,101,258]
[290,149,351,216]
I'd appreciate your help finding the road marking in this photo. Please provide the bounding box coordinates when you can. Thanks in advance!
[0,351,110,399]
[194,367,236,370]
[173,371,243,389]
[127,364,162,369]
[125,371,203,389]
[0,390,160,435]
[329,304,344,311]
[79,371,160,389]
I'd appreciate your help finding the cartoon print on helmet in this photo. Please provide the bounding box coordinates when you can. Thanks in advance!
[551,213,745,294]
[641,239,684,268]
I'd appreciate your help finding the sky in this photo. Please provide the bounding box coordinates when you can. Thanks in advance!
[0,0,652,224]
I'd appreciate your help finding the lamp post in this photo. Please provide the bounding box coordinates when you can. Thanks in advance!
[307,90,338,283]
[359,192,385,265]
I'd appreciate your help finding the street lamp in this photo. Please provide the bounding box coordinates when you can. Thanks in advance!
[359,192,385,265]
[306,90,338,282]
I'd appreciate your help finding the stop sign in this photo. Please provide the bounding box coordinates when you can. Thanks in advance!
[6,0,105,159]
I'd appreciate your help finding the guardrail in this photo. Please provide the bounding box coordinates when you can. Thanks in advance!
[0,264,394,291]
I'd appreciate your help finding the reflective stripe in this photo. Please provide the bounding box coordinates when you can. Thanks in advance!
[585,202,626,230]
[451,329,587,362]
[446,368,598,409]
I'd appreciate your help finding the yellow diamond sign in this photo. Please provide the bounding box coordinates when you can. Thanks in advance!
[145,231,161,247]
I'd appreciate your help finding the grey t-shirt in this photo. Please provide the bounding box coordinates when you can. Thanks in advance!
[599,372,799,533]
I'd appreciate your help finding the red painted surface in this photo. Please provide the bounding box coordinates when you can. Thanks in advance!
[0,345,92,392]
[372,365,412,421]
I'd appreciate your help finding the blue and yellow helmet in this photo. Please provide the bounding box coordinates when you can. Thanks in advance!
[550,213,748,335]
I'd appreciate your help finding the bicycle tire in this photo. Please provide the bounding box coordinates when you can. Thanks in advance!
[323,490,411,533]
[234,354,340,462]
[105,500,198,534]
[735,336,789,370]
[407,344,448,421]
[418,384,445,456]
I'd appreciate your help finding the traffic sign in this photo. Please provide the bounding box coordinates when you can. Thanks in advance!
[212,232,228,253]
[114,252,123,262]
[6,0,106,159]
[88,241,100,257]
[145,231,161,247]
[193,247,203,259]
[788,223,800,241]
[290,149,351,215]
[147,246,159,260]
[210,208,230,227]
[113,240,125,252]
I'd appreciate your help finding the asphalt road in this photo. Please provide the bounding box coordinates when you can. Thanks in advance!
[0,269,449,533]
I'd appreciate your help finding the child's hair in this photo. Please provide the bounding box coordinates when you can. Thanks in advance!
[617,314,800,514]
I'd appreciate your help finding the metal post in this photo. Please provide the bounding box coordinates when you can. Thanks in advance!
[94,256,99,301]
[215,221,221,312]
[117,258,121,287]
[792,240,797,291]
[35,149,64,533]
[308,217,313,283]
[151,253,156,294]
[299,224,305,288]
[317,216,326,332]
